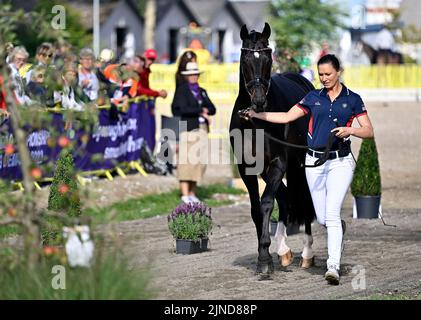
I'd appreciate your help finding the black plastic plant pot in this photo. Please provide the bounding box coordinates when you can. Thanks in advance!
[355,195,381,219]
[176,239,202,254]
[200,238,209,251]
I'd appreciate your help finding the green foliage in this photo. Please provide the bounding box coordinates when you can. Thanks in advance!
[0,1,90,57]
[0,248,153,299]
[269,0,347,55]
[351,138,382,197]
[271,202,279,222]
[14,0,91,56]
[45,150,81,245]
[48,150,81,216]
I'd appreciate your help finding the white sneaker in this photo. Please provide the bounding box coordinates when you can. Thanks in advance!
[325,264,340,285]
[189,195,201,203]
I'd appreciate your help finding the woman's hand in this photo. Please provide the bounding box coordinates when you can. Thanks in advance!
[331,127,354,138]
[243,109,257,120]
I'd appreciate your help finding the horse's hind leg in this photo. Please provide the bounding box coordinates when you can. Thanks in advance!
[274,181,294,267]
[300,216,315,269]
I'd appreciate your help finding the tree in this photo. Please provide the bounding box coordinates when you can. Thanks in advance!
[144,0,156,50]
[1,1,91,57]
[269,0,347,56]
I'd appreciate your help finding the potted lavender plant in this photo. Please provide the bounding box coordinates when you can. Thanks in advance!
[168,202,213,254]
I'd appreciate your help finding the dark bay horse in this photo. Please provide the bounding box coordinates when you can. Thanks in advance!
[229,23,316,276]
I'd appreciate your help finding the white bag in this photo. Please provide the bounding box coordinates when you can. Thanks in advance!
[63,225,94,267]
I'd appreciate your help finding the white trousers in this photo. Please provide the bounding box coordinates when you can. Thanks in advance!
[305,153,355,270]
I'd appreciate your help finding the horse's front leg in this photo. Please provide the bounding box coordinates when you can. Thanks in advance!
[258,158,287,276]
[274,181,294,267]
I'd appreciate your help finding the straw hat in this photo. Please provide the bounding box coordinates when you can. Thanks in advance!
[180,62,203,75]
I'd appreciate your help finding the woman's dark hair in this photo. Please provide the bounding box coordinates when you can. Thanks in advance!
[176,50,197,87]
[317,54,341,71]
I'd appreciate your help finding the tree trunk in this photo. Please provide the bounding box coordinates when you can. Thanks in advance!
[144,0,156,50]
[2,70,41,269]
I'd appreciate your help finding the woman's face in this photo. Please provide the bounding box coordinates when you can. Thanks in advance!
[131,56,145,73]
[186,74,199,84]
[13,53,27,70]
[80,56,93,70]
[318,62,341,90]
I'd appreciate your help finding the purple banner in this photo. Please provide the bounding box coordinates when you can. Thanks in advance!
[0,100,150,180]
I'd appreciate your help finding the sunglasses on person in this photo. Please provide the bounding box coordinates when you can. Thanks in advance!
[40,53,53,58]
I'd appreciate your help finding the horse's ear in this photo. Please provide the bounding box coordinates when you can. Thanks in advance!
[261,22,271,40]
[240,24,249,41]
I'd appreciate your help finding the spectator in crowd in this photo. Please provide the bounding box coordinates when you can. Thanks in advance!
[319,41,330,59]
[7,46,31,105]
[139,49,167,99]
[299,57,315,82]
[78,48,99,102]
[102,62,137,119]
[175,50,197,88]
[26,65,51,106]
[171,62,216,203]
[134,48,167,151]
[0,75,8,115]
[60,62,90,111]
[25,42,55,83]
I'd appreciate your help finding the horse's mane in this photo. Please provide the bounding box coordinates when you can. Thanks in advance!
[267,72,315,113]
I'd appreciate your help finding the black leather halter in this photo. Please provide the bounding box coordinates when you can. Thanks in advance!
[241,47,272,96]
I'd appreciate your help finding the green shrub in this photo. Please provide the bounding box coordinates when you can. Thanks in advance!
[45,150,82,245]
[351,138,382,196]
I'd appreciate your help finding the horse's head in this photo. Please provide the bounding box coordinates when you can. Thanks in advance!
[240,23,272,112]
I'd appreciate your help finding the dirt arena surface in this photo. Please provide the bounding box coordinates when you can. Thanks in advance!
[98,101,421,299]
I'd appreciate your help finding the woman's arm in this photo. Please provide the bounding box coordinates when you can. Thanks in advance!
[331,114,374,139]
[245,105,306,124]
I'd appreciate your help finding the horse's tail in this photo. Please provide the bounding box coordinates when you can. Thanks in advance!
[286,150,316,225]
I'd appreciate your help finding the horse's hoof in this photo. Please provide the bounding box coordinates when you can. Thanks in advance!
[278,249,294,267]
[299,256,315,269]
[256,260,274,276]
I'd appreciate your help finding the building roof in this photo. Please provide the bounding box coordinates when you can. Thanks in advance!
[229,0,270,30]
[184,0,226,26]
[63,0,142,30]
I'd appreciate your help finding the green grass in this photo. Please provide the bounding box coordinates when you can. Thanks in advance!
[0,225,20,239]
[0,248,153,300]
[84,183,245,224]
[368,294,421,300]
[0,184,245,238]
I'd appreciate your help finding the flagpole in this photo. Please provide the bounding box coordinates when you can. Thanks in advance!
[93,0,100,57]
